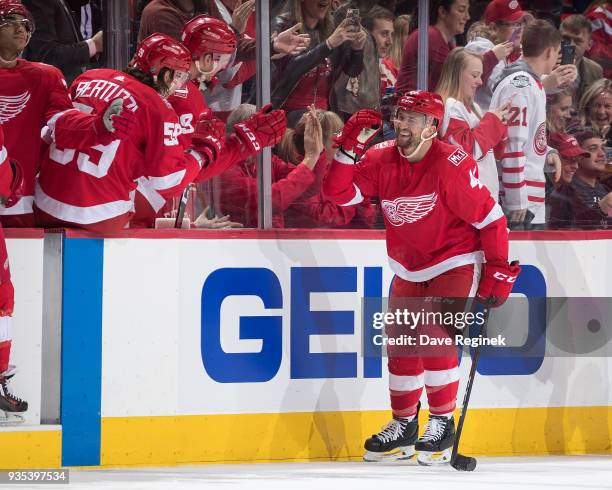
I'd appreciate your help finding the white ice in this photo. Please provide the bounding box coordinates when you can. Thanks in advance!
[59,456,612,490]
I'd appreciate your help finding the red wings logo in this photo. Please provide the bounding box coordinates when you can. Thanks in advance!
[448,147,468,166]
[0,92,31,124]
[533,122,547,156]
[381,193,438,226]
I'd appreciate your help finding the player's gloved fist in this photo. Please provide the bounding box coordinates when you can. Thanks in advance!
[191,112,225,168]
[0,280,14,317]
[233,103,287,154]
[94,98,136,143]
[334,109,382,158]
[476,260,521,308]
[195,109,226,142]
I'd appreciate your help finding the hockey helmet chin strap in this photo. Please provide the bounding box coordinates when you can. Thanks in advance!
[401,122,437,161]
[195,51,234,85]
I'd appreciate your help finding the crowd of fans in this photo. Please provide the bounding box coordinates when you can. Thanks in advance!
[0,0,610,231]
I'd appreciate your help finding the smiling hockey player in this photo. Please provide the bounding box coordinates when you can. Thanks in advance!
[322,90,520,465]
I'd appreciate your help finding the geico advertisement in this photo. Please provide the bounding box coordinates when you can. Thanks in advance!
[100,238,612,417]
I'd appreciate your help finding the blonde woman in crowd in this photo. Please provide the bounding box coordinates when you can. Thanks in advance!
[436,47,511,200]
[546,89,574,138]
[389,14,410,69]
[578,78,612,142]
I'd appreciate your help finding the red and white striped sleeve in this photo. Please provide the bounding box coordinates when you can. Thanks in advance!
[493,83,530,211]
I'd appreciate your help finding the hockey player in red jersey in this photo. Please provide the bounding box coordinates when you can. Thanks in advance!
[0,124,28,424]
[33,33,244,233]
[177,15,286,168]
[133,15,287,226]
[0,0,74,227]
[322,91,520,465]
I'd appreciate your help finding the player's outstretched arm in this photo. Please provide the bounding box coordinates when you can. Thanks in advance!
[322,109,381,207]
[194,104,287,182]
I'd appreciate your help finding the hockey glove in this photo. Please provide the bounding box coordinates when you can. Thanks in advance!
[476,260,521,308]
[333,109,382,159]
[191,111,225,168]
[194,109,226,141]
[0,159,24,209]
[0,281,14,317]
[94,98,136,143]
[233,103,287,154]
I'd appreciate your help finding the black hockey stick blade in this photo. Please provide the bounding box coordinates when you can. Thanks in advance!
[451,453,477,472]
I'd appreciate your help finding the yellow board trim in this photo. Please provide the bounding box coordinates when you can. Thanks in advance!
[0,429,62,469]
[100,406,612,467]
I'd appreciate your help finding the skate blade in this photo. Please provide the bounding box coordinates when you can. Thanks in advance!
[0,412,25,427]
[416,448,451,466]
[363,446,415,462]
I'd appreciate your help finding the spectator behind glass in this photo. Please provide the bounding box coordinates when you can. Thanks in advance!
[436,47,509,200]
[214,104,324,228]
[278,110,377,228]
[396,0,470,94]
[329,3,383,120]
[559,14,603,106]
[584,1,611,79]
[389,14,410,69]
[546,90,574,137]
[270,0,365,126]
[138,0,205,41]
[22,0,102,86]
[464,0,524,111]
[363,6,396,100]
[549,130,612,229]
[490,19,566,230]
[577,78,611,145]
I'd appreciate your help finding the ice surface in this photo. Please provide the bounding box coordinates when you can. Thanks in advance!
[60,456,612,490]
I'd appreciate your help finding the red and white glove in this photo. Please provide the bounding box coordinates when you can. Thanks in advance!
[3,159,24,208]
[476,260,521,307]
[93,98,136,144]
[333,109,382,158]
[0,281,14,317]
[233,103,287,154]
[191,111,225,168]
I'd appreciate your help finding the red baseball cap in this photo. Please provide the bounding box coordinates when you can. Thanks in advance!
[549,133,590,159]
[484,0,525,24]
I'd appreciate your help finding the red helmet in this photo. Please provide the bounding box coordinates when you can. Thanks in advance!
[0,0,29,18]
[396,90,445,122]
[0,0,34,31]
[181,15,237,59]
[131,33,192,75]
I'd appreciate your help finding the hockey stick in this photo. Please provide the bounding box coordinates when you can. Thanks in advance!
[174,186,191,229]
[450,297,495,472]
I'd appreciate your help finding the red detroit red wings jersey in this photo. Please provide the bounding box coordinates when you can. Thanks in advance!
[36,69,201,227]
[167,81,204,149]
[0,60,73,217]
[323,139,508,281]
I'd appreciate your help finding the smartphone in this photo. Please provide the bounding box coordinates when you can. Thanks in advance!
[605,146,612,165]
[560,39,575,65]
[509,27,521,45]
[345,8,360,32]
